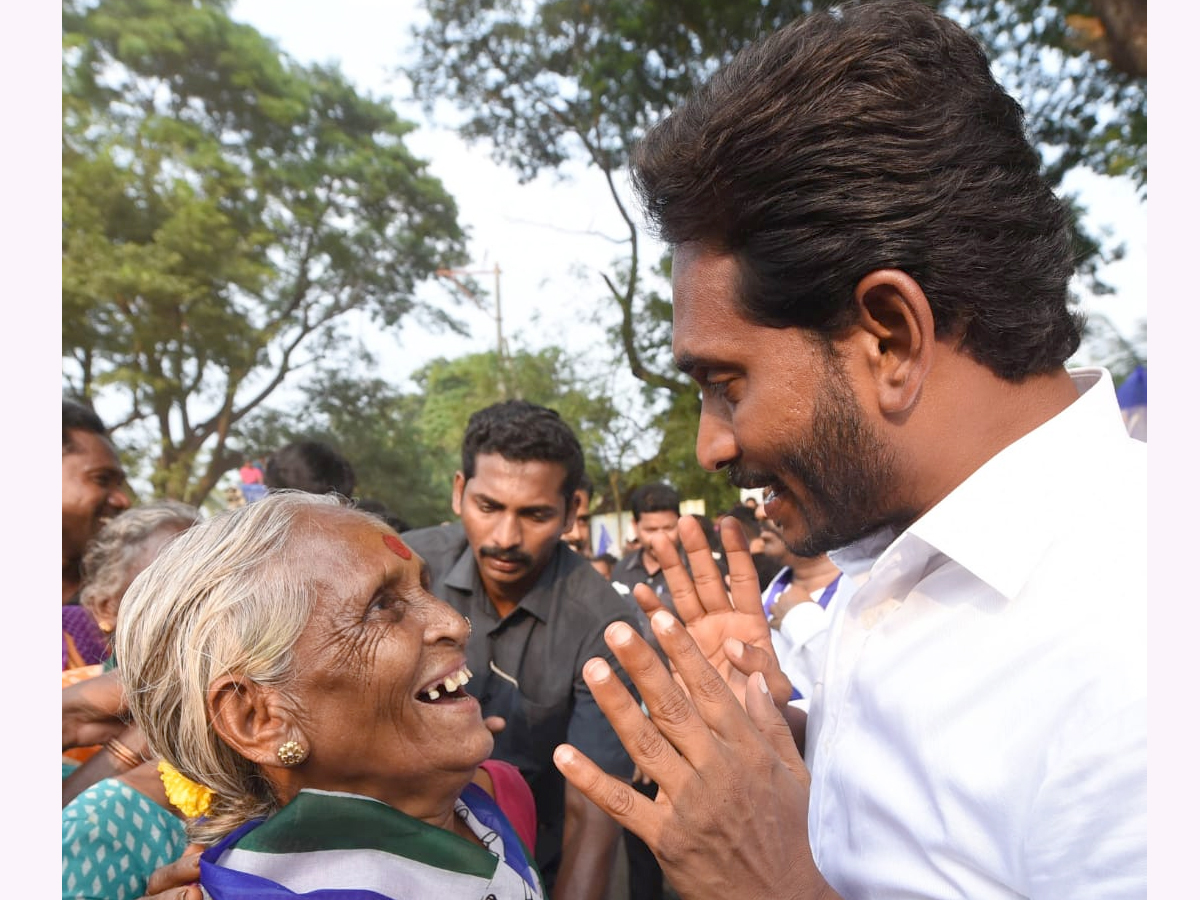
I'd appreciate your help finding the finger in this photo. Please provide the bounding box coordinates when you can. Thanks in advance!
[631,582,667,619]
[650,609,751,742]
[718,517,765,617]
[144,845,202,896]
[645,526,703,623]
[655,517,721,624]
[681,517,734,615]
[596,621,721,793]
[580,641,692,795]
[723,637,794,709]
[745,672,811,785]
[140,887,202,900]
[679,516,738,616]
[553,743,661,843]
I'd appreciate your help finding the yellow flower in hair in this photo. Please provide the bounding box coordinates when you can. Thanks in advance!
[157,759,215,818]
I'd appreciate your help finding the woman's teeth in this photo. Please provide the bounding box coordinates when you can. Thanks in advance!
[421,667,472,701]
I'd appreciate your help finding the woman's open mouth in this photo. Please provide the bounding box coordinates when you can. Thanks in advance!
[416,665,472,703]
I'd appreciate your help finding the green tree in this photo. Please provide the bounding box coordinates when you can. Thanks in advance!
[63,0,467,504]
[953,0,1145,188]
[235,364,456,528]
[408,0,1146,478]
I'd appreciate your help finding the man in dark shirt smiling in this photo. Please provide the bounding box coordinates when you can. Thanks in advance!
[403,400,638,900]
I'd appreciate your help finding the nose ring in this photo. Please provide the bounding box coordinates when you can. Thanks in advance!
[465,616,473,637]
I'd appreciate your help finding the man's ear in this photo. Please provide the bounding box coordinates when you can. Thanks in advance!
[451,471,466,517]
[851,269,936,415]
[208,676,299,770]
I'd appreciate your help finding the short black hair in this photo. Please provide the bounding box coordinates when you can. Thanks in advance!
[630,483,682,521]
[264,441,356,497]
[632,0,1083,380]
[63,398,110,453]
[460,400,584,503]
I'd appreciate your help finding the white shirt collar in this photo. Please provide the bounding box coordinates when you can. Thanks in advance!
[831,367,1130,601]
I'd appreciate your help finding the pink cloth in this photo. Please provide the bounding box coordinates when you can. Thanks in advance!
[239,465,263,485]
[479,758,538,853]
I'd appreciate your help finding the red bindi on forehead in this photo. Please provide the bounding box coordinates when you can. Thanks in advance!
[382,533,412,560]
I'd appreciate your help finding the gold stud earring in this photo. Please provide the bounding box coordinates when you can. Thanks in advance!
[277,740,307,766]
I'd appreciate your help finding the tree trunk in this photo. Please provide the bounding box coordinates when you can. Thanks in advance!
[1071,0,1147,78]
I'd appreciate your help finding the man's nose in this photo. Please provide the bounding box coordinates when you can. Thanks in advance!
[493,513,521,549]
[109,488,132,511]
[695,408,738,472]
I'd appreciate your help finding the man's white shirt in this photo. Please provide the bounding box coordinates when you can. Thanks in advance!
[806,368,1146,900]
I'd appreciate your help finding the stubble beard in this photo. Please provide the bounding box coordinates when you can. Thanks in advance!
[733,372,914,558]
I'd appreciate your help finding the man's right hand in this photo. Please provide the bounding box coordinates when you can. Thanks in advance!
[632,515,795,709]
[137,844,203,900]
[553,612,838,900]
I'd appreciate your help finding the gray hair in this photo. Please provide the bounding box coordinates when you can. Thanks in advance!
[79,500,202,616]
[114,491,357,844]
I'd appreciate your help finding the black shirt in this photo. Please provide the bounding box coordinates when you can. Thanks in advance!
[403,522,639,875]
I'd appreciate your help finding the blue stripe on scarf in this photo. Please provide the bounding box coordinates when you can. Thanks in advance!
[200,786,540,899]
[460,782,539,892]
[202,821,399,900]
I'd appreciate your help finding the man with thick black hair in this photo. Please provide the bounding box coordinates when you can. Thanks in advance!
[553,3,1145,899]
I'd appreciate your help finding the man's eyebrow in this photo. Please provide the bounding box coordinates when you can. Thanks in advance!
[674,353,702,376]
[518,504,559,516]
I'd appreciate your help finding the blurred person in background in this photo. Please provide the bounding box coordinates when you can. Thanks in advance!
[63,399,130,605]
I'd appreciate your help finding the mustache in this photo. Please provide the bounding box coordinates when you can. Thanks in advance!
[726,464,777,491]
[479,546,533,566]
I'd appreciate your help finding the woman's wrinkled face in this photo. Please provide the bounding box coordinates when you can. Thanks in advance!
[283,508,492,807]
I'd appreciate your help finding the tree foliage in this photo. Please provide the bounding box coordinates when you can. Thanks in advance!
[234,346,635,529]
[234,364,455,528]
[63,0,467,504]
[951,0,1146,190]
[409,0,821,400]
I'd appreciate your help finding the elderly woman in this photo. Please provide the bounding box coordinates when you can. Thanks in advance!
[63,500,201,672]
[114,492,542,900]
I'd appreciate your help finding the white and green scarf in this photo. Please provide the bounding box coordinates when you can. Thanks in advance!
[200,786,543,899]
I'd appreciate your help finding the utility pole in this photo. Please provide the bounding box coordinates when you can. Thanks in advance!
[435,263,515,398]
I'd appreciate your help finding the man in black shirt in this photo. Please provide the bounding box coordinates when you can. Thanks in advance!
[611,483,683,624]
[403,400,638,900]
